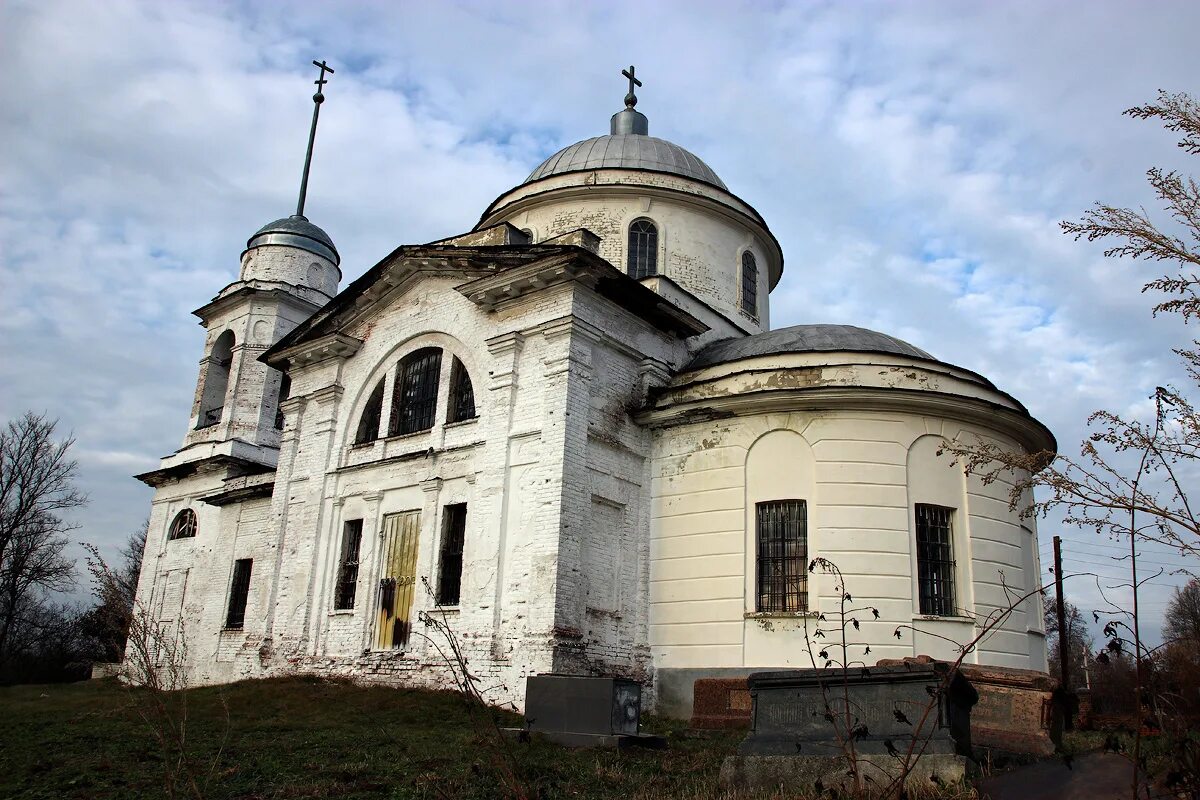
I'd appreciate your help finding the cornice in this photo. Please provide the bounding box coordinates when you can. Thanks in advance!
[635,385,1056,454]
[265,332,363,370]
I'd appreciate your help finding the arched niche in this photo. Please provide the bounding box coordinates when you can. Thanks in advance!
[906,434,973,658]
[197,330,234,429]
[744,429,816,613]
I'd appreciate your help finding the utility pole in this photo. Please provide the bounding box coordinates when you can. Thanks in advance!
[1053,534,1073,731]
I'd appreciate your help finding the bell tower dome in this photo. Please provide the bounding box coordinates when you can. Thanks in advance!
[175,60,341,462]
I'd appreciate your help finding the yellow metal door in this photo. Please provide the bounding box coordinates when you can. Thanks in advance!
[375,510,420,650]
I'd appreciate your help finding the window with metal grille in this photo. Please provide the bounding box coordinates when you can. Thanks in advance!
[437,504,467,606]
[274,373,290,430]
[389,348,442,436]
[627,219,658,279]
[916,504,957,616]
[741,251,758,316]
[168,509,197,541]
[447,358,476,423]
[756,500,808,612]
[334,520,363,610]
[355,379,385,444]
[225,558,253,629]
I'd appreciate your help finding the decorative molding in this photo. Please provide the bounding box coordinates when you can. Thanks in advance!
[420,477,443,494]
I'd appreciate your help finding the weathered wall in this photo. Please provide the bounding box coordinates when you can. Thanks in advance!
[647,402,1047,680]
[495,185,772,334]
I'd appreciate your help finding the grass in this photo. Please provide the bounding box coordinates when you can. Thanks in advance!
[0,675,763,800]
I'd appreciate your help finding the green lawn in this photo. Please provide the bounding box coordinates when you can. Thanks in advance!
[0,676,752,800]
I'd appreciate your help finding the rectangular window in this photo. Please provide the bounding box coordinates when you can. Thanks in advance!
[916,504,957,617]
[334,520,364,610]
[225,558,253,629]
[756,500,808,612]
[437,504,468,606]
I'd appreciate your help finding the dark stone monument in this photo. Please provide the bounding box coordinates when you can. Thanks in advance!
[721,664,978,793]
[509,674,665,749]
[691,677,753,729]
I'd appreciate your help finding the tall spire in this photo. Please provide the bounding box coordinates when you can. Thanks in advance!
[296,59,334,219]
[611,64,649,136]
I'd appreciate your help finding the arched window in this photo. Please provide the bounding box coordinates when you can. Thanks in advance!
[741,251,758,317]
[168,508,198,541]
[197,331,235,429]
[627,219,658,279]
[355,379,385,444]
[446,357,476,423]
[274,373,290,430]
[389,347,443,436]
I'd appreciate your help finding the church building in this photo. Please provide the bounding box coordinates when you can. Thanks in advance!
[133,65,1055,717]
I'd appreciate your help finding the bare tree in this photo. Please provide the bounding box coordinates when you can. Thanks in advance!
[1045,601,1095,690]
[1164,579,1200,646]
[0,411,85,674]
[80,521,147,663]
[941,91,1200,798]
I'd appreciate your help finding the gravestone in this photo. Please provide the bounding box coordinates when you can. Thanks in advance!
[691,677,753,729]
[507,674,665,748]
[721,664,977,793]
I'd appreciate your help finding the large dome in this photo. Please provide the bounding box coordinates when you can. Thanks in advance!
[686,324,935,371]
[525,134,727,190]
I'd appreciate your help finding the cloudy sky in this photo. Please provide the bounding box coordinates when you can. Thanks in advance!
[3,0,1198,646]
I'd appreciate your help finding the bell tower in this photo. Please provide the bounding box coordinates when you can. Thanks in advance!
[177,60,341,465]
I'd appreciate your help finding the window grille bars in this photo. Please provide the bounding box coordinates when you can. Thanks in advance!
[436,504,468,606]
[355,380,385,443]
[334,520,363,610]
[627,219,658,279]
[390,348,442,436]
[741,251,758,316]
[447,358,476,423]
[756,500,808,612]
[916,503,957,616]
[168,508,197,541]
[225,558,253,629]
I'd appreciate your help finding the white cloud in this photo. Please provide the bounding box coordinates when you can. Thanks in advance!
[2,0,1198,642]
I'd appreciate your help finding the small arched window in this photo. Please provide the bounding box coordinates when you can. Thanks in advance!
[627,219,658,279]
[741,251,758,317]
[355,379,385,444]
[389,348,443,436]
[197,331,235,429]
[168,509,198,541]
[446,357,476,423]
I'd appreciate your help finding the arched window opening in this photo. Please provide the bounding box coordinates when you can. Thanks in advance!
[627,219,658,279]
[741,251,758,316]
[446,357,476,423]
[168,508,198,541]
[389,347,443,436]
[355,379,386,444]
[274,373,290,430]
[197,331,235,429]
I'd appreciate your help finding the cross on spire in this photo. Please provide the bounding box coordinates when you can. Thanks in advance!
[622,65,641,109]
[296,59,335,218]
[312,59,334,97]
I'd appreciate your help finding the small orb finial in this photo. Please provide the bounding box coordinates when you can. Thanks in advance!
[622,65,642,109]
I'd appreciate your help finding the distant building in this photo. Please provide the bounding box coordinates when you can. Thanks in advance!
[133,67,1055,717]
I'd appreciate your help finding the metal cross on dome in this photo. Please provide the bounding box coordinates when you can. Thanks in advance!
[622,65,642,108]
[295,59,335,218]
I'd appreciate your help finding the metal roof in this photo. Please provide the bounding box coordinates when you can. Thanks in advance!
[686,324,935,370]
[245,215,339,265]
[525,134,727,190]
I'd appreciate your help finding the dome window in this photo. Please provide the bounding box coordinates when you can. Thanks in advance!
[168,508,198,541]
[741,251,758,317]
[627,219,658,279]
